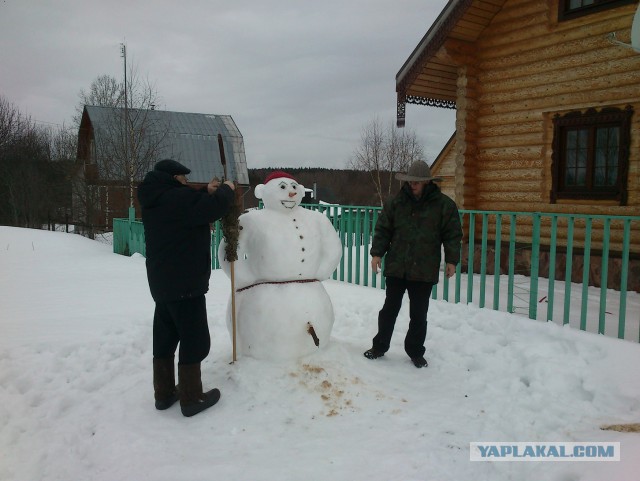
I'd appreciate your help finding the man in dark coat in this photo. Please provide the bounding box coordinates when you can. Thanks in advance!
[137,158,235,417]
[364,160,462,368]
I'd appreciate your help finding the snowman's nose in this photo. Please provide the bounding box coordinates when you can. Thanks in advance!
[288,191,297,198]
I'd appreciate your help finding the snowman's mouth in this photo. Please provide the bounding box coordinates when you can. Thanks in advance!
[281,200,297,209]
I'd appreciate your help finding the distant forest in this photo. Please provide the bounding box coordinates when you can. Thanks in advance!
[245,168,398,208]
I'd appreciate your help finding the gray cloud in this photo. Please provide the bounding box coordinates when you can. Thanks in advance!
[0,0,455,168]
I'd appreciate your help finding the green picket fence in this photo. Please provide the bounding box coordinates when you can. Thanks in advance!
[114,205,640,342]
[113,208,146,257]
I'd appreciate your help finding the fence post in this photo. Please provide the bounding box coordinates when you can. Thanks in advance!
[563,217,575,325]
[507,214,516,314]
[339,209,346,282]
[528,213,541,320]
[211,220,222,269]
[467,213,476,304]
[493,214,502,310]
[547,216,558,321]
[371,209,379,289]
[619,219,631,340]
[455,213,464,304]
[127,206,135,256]
[332,206,340,281]
[355,208,361,285]
[580,218,593,331]
[363,209,371,287]
[479,213,489,309]
[599,218,611,335]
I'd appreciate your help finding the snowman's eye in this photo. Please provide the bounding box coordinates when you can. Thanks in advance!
[280,184,286,189]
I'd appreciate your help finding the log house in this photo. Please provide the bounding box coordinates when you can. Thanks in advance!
[397,0,640,289]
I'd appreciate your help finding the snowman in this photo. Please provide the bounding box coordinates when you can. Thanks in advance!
[218,171,342,360]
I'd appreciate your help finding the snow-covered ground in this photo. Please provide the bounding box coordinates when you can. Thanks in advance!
[1,226,639,481]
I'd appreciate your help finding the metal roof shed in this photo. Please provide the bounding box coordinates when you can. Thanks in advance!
[81,105,249,185]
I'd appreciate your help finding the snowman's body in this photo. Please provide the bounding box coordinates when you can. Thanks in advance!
[218,173,342,360]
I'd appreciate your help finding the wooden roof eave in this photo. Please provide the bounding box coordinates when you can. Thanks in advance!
[396,0,505,127]
[396,0,474,127]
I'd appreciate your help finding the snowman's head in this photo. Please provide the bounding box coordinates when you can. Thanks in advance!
[255,171,305,213]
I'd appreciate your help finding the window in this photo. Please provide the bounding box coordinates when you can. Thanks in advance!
[558,0,637,21]
[551,106,633,205]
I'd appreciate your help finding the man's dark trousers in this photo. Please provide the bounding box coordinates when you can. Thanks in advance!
[372,276,434,358]
[153,295,211,364]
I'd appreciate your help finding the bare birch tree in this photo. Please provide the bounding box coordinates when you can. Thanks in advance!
[350,117,386,205]
[77,69,167,185]
[74,67,170,233]
[74,74,122,125]
[350,117,425,206]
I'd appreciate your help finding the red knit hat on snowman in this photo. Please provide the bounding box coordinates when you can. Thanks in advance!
[264,171,298,184]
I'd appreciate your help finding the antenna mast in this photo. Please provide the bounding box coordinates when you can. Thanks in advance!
[120,42,133,207]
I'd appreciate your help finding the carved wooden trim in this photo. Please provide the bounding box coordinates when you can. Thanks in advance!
[397,95,456,128]
[397,93,407,128]
[406,95,457,109]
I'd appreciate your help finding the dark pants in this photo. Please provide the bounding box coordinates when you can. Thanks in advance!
[372,276,434,358]
[153,295,211,365]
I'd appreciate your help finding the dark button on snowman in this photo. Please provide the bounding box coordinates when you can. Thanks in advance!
[218,171,342,360]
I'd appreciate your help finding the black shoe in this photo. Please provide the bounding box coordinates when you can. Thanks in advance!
[364,348,384,360]
[411,356,428,368]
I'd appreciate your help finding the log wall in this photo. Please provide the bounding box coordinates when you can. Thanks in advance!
[469,0,640,214]
[431,136,458,202]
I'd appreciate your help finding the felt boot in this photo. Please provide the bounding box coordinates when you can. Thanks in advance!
[178,363,221,417]
[153,356,179,410]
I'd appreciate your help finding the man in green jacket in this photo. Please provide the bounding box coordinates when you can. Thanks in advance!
[364,160,462,368]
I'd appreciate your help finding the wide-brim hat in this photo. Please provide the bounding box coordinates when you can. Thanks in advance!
[395,160,442,182]
[154,159,191,176]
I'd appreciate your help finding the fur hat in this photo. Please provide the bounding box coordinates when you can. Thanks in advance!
[396,160,442,182]
[264,171,298,184]
[154,159,191,176]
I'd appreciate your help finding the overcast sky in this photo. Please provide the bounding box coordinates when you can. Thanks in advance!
[0,0,456,169]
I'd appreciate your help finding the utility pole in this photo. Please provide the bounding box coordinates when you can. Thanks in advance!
[120,42,135,233]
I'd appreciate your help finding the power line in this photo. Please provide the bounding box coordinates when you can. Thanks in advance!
[33,119,63,126]
[33,119,75,130]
